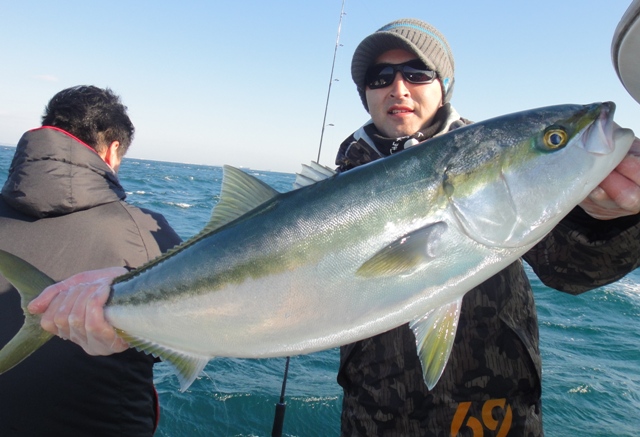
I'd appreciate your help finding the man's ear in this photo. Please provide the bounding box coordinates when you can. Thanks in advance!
[104,141,121,172]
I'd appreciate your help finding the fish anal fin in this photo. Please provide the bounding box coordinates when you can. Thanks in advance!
[409,297,462,390]
[357,222,447,277]
[116,329,210,392]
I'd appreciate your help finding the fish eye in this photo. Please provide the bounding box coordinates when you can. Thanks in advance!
[543,128,568,149]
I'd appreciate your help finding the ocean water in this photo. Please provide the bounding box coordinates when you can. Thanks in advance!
[1,145,639,436]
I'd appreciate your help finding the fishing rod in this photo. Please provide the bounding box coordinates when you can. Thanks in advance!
[271,356,290,437]
[316,0,347,164]
[271,3,346,436]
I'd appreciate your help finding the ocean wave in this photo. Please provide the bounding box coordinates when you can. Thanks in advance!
[166,202,192,209]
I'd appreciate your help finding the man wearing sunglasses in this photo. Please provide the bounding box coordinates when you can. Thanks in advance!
[335,19,463,171]
[335,18,640,436]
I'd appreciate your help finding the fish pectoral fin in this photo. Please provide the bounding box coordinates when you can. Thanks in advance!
[293,161,337,189]
[409,297,463,390]
[356,222,448,277]
[116,329,210,392]
[206,165,281,233]
[0,249,55,374]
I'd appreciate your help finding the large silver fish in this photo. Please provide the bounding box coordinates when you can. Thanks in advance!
[0,102,634,391]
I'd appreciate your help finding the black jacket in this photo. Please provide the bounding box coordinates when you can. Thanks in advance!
[0,127,182,436]
[336,107,640,436]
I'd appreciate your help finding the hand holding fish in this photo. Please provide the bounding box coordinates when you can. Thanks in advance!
[580,135,640,219]
[28,267,129,356]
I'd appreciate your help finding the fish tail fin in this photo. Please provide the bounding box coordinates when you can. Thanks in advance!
[0,249,56,373]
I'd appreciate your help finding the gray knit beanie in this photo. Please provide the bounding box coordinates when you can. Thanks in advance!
[351,18,455,111]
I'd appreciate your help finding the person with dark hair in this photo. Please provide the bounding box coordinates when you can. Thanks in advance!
[332,19,640,436]
[40,85,135,171]
[0,85,181,436]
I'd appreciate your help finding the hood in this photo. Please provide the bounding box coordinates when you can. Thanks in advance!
[1,127,126,218]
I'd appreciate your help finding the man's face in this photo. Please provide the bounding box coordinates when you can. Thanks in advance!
[365,49,443,138]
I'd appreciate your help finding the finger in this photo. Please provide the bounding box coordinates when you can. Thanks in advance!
[51,282,92,340]
[614,152,640,186]
[598,170,640,213]
[586,185,616,206]
[84,283,128,355]
[38,290,68,337]
[28,280,71,315]
[66,282,97,347]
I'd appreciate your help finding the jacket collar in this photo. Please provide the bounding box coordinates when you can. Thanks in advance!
[1,127,126,218]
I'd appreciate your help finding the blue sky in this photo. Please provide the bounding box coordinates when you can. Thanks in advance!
[1,1,638,173]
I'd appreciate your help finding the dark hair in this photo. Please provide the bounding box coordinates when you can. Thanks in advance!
[41,85,135,157]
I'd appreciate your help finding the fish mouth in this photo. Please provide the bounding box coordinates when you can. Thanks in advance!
[581,102,615,155]
[582,101,634,156]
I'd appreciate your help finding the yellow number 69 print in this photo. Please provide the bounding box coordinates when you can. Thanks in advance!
[450,398,513,437]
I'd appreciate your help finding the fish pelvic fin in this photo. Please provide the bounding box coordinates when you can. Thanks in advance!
[409,297,463,390]
[206,165,281,232]
[116,329,209,392]
[357,222,448,277]
[293,161,336,189]
[0,249,55,373]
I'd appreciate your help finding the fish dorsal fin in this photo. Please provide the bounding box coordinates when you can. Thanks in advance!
[206,165,280,233]
[293,161,337,190]
[409,297,463,390]
[356,222,448,277]
[115,166,282,284]
[116,329,210,392]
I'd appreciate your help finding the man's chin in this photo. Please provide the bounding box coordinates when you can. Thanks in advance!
[378,123,416,139]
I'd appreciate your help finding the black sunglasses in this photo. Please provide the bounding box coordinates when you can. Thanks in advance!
[365,60,437,89]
